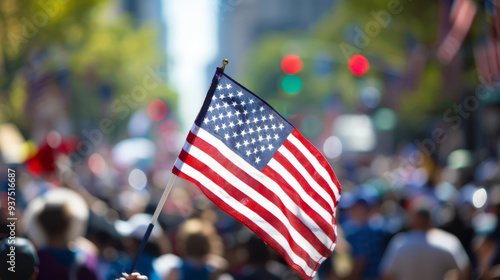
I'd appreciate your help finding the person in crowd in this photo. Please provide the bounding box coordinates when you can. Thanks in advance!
[379,196,470,280]
[109,213,164,280]
[23,188,100,280]
[163,218,227,280]
[0,237,39,280]
[342,192,389,280]
[234,235,280,280]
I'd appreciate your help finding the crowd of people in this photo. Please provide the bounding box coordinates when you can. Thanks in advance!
[0,126,499,280]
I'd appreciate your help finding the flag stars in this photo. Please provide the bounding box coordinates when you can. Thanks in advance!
[237,91,243,97]
[229,121,235,128]
[253,147,259,154]
[240,101,246,106]
[226,111,233,118]
[252,109,257,114]
[253,117,259,123]
[232,101,238,107]
[219,94,225,99]
[243,140,249,147]
[217,85,223,91]
[260,146,266,152]
[259,106,264,112]
[223,102,229,108]
[224,134,230,140]
[271,124,277,131]
[212,116,217,122]
[232,132,238,138]
[264,125,269,131]
[246,120,251,125]
[219,113,224,119]
[274,134,279,140]
[235,111,241,117]
[255,157,261,164]
[214,125,221,132]
[215,103,221,110]
[248,128,255,134]
[251,138,256,144]
[226,84,232,89]
[249,99,254,104]
[243,110,248,115]
[268,144,274,151]
[246,150,252,156]
[241,130,247,136]
[221,123,227,129]
[261,116,267,122]
[266,134,272,141]
[208,106,214,112]
[269,115,274,121]
[258,135,264,142]
[228,93,234,98]
[279,123,285,130]
[235,142,241,149]
[237,119,243,126]
[256,126,262,133]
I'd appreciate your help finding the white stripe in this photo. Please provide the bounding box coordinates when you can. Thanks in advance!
[181,140,324,262]
[174,158,315,276]
[193,126,334,246]
[267,158,333,225]
[288,134,341,200]
[278,145,335,211]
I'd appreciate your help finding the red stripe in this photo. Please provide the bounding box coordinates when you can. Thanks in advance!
[172,164,317,280]
[262,165,337,242]
[283,139,339,205]
[183,131,331,256]
[272,151,333,215]
[291,129,342,194]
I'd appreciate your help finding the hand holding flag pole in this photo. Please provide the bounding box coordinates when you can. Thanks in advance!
[128,59,230,274]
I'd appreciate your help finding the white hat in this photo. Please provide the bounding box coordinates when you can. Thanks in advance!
[114,213,163,240]
[23,188,89,247]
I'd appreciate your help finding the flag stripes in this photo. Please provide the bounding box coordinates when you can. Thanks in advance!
[173,124,339,279]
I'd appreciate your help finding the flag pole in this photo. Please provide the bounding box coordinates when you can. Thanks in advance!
[129,59,228,274]
[221,59,228,72]
[128,174,177,273]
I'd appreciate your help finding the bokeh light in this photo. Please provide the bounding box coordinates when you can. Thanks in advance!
[323,136,343,159]
[281,75,302,94]
[373,108,397,131]
[129,111,152,137]
[361,86,381,108]
[472,188,487,209]
[301,116,323,138]
[280,54,303,74]
[128,168,148,190]
[88,153,108,178]
[348,54,369,76]
[147,99,168,121]
[46,130,62,149]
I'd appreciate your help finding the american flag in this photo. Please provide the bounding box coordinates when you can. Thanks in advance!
[173,68,341,279]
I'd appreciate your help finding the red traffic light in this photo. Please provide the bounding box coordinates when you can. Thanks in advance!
[348,54,369,76]
[281,54,303,75]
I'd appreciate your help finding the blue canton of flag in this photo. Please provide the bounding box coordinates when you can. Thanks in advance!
[197,75,294,171]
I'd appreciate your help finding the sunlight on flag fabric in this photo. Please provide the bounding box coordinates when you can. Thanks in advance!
[173,67,341,280]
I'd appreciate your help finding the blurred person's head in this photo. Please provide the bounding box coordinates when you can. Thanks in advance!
[177,218,211,261]
[246,235,272,266]
[23,188,89,247]
[0,237,39,280]
[349,199,371,223]
[407,195,435,231]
